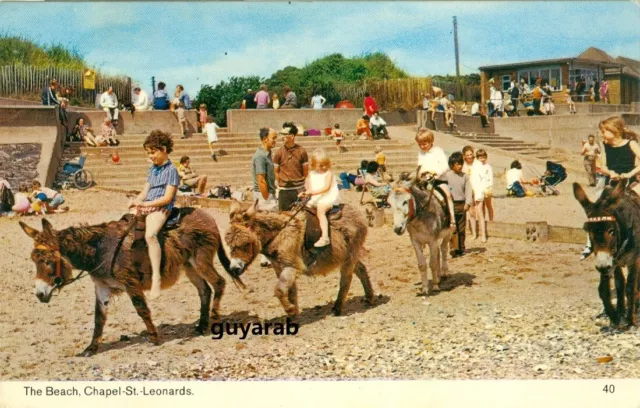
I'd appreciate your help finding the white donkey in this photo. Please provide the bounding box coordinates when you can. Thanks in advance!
[387,174,452,296]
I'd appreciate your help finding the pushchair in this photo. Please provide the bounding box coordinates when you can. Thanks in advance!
[538,161,567,195]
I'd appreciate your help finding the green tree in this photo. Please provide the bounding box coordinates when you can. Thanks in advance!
[193,76,262,127]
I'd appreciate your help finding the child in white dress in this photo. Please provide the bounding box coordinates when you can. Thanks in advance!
[300,149,340,247]
[203,116,221,161]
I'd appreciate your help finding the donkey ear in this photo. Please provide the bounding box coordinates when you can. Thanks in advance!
[573,182,592,212]
[229,199,241,218]
[610,178,628,201]
[246,199,259,217]
[41,218,55,236]
[414,166,422,183]
[19,221,40,239]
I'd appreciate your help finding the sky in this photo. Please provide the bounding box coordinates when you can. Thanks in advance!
[2,1,639,98]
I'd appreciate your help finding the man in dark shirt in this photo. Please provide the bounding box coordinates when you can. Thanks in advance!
[273,123,309,211]
[243,89,257,109]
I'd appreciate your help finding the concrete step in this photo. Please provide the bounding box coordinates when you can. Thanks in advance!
[500,146,549,152]
[61,144,408,161]
[70,152,420,174]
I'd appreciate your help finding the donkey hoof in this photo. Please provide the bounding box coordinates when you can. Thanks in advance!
[364,296,376,307]
[331,305,342,316]
[80,345,98,357]
[416,291,428,297]
[148,335,163,345]
[431,285,441,293]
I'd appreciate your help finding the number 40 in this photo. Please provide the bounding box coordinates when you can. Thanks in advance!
[603,384,615,394]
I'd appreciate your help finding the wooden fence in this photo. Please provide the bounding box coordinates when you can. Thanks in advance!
[0,64,132,106]
[333,78,480,111]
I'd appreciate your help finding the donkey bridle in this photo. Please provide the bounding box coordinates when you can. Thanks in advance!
[34,243,97,290]
[586,215,631,264]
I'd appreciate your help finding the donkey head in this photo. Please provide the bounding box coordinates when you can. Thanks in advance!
[19,219,73,303]
[388,179,415,235]
[225,200,262,276]
[573,180,627,272]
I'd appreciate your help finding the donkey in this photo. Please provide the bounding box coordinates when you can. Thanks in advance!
[574,179,640,328]
[224,200,375,317]
[19,209,240,356]
[387,173,452,296]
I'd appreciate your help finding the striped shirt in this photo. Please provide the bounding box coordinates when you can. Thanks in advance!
[145,160,180,210]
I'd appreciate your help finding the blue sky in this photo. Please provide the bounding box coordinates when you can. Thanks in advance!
[2,1,639,98]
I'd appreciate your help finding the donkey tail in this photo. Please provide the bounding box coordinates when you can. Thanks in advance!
[217,243,246,289]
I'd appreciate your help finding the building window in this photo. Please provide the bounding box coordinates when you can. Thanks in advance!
[501,75,511,91]
[570,68,600,91]
[518,67,563,91]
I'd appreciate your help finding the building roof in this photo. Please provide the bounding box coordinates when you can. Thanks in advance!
[479,47,625,71]
[577,47,617,64]
[615,56,640,79]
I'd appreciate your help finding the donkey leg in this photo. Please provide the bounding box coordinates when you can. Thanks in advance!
[184,264,212,335]
[429,242,441,293]
[81,283,111,357]
[598,272,618,326]
[274,266,299,317]
[125,285,161,345]
[354,261,376,306]
[191,252,226,320]
[613,266,626,327]
[625,263,639,327]
[333,262,355,316]
[410,238,429,296]
[440,235,450,279]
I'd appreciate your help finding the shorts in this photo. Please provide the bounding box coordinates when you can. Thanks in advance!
[183,177,199,187]
[252,191,277,212]
[49,194,65,208]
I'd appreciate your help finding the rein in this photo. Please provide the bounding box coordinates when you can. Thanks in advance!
[393,178,436,221]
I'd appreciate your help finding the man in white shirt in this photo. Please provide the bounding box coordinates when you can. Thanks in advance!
[133,87,150,111]
[100,86,119,124]
[369,112,390,139]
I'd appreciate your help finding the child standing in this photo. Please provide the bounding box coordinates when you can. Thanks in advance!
[198,104,208,132]
[415,129,457,229]
[581,134,600,186]
[565,86,576,114]
[30,180,68,212]
[272,93,280,109]
[443,152,472,256]
[203,115,221,161]
[176,102,187,139]
[374,145,386,180]
[331,123,344,153]
[462,146,477,239]
[471,149,493,242]
[128,130,180,299]
[300,149,340,247]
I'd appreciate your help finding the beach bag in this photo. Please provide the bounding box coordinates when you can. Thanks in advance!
[354,176,365,186]
[307,129,321,136]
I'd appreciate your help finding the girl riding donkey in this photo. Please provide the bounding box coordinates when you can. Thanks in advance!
[581,116,640,260]
[299,149,341,247]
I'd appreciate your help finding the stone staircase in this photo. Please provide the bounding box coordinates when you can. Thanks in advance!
[58,130,421,190]
[442,131,555,161]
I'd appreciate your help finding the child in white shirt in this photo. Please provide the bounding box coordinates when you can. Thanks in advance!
[471,149,493,242]
[415,129,456,229]
[300,149,340,247]
[203,116,221,161]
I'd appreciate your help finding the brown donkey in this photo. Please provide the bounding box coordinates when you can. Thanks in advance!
[225,200,375,316]
[574,179,640,328]
[19,208,240,356]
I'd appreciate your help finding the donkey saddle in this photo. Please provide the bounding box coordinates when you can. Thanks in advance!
[303,204,344,251]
